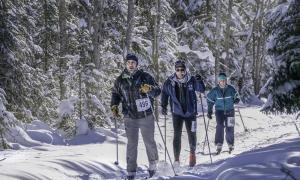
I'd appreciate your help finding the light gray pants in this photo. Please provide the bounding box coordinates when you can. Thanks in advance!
[124,114,158,174]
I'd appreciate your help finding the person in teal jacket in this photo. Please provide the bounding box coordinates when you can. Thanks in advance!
[207,72,240,154]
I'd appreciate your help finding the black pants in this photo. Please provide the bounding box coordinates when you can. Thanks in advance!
[172,114,197,160]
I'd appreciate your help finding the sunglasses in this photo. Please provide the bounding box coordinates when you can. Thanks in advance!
[176,68,185,72]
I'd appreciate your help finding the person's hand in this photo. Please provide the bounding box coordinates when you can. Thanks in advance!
[195,74,202,81]
[111,105,121,118]
[162,108,167,115]
[207,111,212,119]
[140,84,152,94]
[234,98,240,104]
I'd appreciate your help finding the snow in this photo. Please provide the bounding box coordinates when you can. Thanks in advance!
[0,106,299,179]
[25,120,66,145]
[6,126,42,148]
[79,18,87,28]
[91,95,106,112]
[203,26,213,39]
[57,97,78,119]
[83,0,91,7]
[67,130,106,145]
[177,45,215,63]
[75,117,89,136]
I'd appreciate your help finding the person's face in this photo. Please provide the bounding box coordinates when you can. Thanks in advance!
[175,67,186,79]
[126,60,137,73]
[219,80,227,88]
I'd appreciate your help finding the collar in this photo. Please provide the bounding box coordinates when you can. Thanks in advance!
[170,72,191,84]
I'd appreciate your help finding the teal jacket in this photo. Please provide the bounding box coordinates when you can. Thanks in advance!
[207,84,240,112]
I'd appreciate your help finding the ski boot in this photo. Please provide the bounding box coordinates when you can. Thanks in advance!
[126,175,135,180]
[148,170,156,178]
[216,145,222,155]
[189,152,196,167]
[228,145,234,154]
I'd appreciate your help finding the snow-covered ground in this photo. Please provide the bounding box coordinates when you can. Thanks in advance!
[0,106,299,180]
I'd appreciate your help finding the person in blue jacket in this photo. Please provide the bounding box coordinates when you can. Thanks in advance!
[161,60,205,167]
[206,72,240,154]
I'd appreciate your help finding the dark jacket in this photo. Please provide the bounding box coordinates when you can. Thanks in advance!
[207,84,240,112]
[161,73,205,118]
[111,69,161,119]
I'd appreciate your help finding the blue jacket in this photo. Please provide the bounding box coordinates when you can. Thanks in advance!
[207,84,240,112]
[161,73,205,118]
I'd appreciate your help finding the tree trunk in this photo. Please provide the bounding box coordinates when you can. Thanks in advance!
[238,57,246,94]
[58,0,67,100]
[252,1,265,95]
[152,0,160,119]
[215,0,221,84]
[43,0,49,72]
[91,0,104,68]
[124,0,135,57]
[206,0,210,16]
[224,0,233,75]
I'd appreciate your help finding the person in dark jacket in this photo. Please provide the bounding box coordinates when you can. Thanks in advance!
[111,53,161,179]
[161,60,205,167]
[206,72,240,154]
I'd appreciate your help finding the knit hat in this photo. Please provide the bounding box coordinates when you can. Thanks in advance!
[126,53,138,64]
[175,60,186,69]
[218,72,227,81]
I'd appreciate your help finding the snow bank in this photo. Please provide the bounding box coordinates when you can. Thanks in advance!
[170,138,300,180]
[5,118,120,148]
[5,126,42,149]
[66,130,106,145]
[26,120,66,145]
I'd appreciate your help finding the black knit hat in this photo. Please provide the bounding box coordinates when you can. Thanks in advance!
[126,53,138,64]
[175,60,186,69]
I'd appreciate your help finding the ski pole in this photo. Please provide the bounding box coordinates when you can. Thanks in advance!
[237,106,248,132]
[199,93,213,164]
[294,122,300,136]
[296,113,300,136]
[146,94,177,176]
[202,118,210,152]
[164,115,167,162]
[114,117,119,165]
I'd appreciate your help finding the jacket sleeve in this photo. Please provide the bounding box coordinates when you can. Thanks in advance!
[194,77,205,93]
[111,79,122,107]
[206,88,216,112]
[145,73,161,98]
[161,80,169,109]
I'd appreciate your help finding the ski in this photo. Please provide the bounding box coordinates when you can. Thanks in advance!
[197,150,234,156]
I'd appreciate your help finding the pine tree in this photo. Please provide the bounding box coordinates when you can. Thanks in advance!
[0,88,13,149]
[263,0,300,114]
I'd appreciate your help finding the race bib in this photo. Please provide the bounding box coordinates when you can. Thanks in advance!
[191,121,197,132]
[136,98,151,112]
[227,117,235,127]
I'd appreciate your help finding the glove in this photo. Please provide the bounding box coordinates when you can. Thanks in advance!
[234,98,240,104]
[111,105,121,118]
[162,107,167,115]
[195,74,202,81]
[140,84,152,94]
[207,111,212,119]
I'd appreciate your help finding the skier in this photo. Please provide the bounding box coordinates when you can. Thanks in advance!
[206,72,240,154]
[111,53,161,179]
[161,60,205,167]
